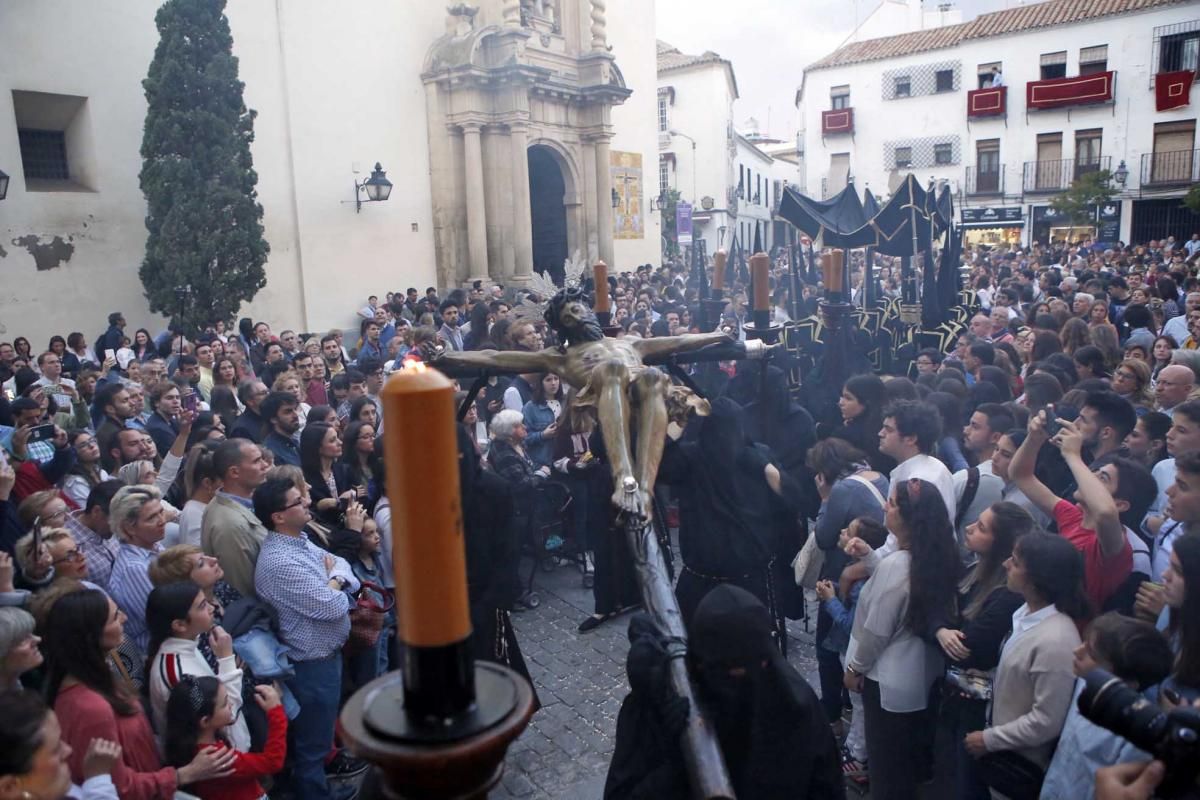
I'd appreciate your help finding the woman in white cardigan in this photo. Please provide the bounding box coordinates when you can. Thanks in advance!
[964,532,1089,795]
[843,477,962,800]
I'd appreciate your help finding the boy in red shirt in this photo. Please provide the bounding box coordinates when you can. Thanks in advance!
[1009,407,1156,613]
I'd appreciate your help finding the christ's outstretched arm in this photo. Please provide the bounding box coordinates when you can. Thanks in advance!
[434,347,566,376]
[631,331,733,361]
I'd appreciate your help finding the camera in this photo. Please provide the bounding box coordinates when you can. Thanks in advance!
[1078,668,1200,797]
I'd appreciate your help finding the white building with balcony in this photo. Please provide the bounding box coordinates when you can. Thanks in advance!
[797,0,1200,248]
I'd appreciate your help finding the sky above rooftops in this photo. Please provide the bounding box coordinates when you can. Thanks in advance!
[655,0,1012,141]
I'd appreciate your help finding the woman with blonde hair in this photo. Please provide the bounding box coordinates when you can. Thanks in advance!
[1111,358,1155,414]
[271,369,311,428]
[107,485,170,653]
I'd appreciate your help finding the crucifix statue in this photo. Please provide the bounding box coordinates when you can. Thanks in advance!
[436,285,732,519]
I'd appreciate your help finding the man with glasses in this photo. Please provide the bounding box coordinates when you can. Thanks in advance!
[1156,365,1196,420]
[253,477,359,800]
[230,380,269,443]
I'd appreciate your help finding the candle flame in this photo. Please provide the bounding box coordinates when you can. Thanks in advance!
[401,360,428,374]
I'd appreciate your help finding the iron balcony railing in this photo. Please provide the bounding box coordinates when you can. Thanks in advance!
[966,165,1004,195]
[1022,155,1111,193]
[1140,149,1200,188]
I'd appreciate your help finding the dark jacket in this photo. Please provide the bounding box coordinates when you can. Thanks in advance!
[95,324,123,361]
[229,407,265,443]
[262,431,301,467]
[925,573,1023,672]
[303,461,354,527]
[145,412,179,458]
[487,439,545,504]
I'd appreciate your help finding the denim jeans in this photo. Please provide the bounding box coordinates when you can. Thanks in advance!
[286,654,342,800]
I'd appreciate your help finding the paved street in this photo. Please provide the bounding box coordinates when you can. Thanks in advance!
[492,547,823,800]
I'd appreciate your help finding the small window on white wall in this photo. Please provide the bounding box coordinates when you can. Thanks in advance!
[12,90,96,191]
[894,76,911,97]
[894,147,913,168]
[657,95,668,132]
[658,158,670,197]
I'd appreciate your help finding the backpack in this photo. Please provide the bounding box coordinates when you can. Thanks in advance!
[793,474,886,589]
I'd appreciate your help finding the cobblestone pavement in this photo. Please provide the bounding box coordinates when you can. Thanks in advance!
[492,550,822,800]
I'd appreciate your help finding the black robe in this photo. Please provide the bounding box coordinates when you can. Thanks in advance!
[605,587,844,800]
[456,425,537,706]
[658,398,800,638]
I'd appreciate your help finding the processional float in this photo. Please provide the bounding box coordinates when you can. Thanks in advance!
[341,255,786,798]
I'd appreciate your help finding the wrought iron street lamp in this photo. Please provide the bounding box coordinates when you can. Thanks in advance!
[354,162,393,213]
[1112,160,1129,187]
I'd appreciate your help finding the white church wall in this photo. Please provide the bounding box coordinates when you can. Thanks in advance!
[608,0,662,270]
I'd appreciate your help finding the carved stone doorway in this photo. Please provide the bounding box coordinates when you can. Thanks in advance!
[528,145,569,285]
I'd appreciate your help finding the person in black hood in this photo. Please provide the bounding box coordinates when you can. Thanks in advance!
[723,364,821,621]
[658,397,801,646]
[455,424,537,708]
[604,586,844,799]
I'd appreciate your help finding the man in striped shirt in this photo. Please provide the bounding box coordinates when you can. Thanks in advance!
[254,477,359,800]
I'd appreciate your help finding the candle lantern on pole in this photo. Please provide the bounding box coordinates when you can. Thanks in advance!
[746,249,781,345]
[339,361,536,798]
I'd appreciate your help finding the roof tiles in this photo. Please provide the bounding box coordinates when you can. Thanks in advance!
[806,0,1190,71]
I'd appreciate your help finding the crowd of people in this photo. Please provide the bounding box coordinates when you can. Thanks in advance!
[0,231,1199,799]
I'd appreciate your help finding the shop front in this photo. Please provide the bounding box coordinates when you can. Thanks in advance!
[1030,204,1100,247]
[961,206,1024,247]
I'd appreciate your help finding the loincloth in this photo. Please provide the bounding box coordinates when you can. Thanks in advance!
[571,370,711,427]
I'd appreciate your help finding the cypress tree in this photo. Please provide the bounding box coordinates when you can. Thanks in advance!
[139,0,268,335]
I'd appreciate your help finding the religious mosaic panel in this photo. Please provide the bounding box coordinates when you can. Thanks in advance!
[612,150,644,240]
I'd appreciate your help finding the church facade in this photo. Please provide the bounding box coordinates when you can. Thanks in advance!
[0,0,659,341]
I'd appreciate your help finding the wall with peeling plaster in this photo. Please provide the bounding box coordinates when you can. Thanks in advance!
[0,0,657,344]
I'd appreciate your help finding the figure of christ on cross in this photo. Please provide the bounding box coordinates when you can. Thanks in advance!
[434,288,731,519]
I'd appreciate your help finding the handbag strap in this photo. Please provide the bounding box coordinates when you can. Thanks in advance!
[956,467,981,528]
[847,474,886,509]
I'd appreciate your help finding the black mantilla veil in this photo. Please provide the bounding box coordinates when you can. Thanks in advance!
[544,287,605,347]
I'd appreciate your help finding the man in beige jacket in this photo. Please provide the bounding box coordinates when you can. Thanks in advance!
[202,438,270,597]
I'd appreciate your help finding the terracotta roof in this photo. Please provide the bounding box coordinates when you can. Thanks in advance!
[657,39,729,72]
[806,0,1190,71]
[657,40,740,97]
[805,23,969,71]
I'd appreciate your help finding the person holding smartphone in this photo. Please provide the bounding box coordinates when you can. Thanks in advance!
[1009,406,1156,614]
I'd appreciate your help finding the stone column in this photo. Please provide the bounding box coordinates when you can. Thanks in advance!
[509,123,534,284]
[462,123,489,284]
[589,0,607,52]
[594,137,614,268]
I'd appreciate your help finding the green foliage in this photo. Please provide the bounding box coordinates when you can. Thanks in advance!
[1184,183,1200,216]
[139,0,268,335]
[659,188,683,261]
[1049,169,1117,227]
